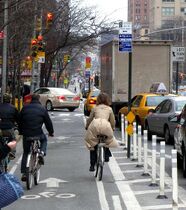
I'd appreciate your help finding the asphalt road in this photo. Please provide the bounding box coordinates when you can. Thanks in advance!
[4,103,186,210]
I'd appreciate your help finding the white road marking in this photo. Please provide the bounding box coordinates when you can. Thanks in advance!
[122,169,143,173]
[115,156,127,160]
[142,204,186,209]
[112,195,122,210]
[134,188,172,195]
[39,178,68,188]
[118,162,138,166]
[96,180,110,210]
[108,156,142,210]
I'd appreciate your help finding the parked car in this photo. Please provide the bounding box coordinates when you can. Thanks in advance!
[171,105,186,178]
[118,93,176,128]
[146,96,186,144]
[84,88,100,116]
[24,87,80,111]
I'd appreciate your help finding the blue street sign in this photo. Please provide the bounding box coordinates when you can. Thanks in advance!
[119,22,132,53]
[85,70,90,78]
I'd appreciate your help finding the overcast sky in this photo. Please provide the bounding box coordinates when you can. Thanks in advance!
[82,0,128,22]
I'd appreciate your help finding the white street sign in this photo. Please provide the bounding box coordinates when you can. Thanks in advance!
[172,47,185,62]
[38,57,45,63]
[39,177,68,188]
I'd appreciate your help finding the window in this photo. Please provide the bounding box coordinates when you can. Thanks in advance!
[160,100,172,113]
[162,7,175,16]
[132,95,143,107]
[162,0,174,2]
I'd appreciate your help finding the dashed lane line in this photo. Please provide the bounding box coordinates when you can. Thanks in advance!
[96,180,110,210]
[108,156,142,210]
[112,195,122,210]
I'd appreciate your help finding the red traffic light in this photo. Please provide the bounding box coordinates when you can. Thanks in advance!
[31,39,37,45]
[37,35,43,41]
[47,12,53,21]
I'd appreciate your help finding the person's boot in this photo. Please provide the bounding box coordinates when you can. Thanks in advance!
[89,165,95,172]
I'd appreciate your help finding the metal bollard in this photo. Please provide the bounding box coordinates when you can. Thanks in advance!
[121,114,125,145]
[132,122,137,161]
[149,135,158,187]
[124,118,128,150]
[142,130,150,176]
[157,141,167,199]
[172,149,178,210]
[136,125,143,167]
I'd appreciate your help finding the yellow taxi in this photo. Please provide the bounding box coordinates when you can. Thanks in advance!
[118,93,176,128]
[84,88,100,116]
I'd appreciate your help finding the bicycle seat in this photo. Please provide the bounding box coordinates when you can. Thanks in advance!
[25,136,40,141]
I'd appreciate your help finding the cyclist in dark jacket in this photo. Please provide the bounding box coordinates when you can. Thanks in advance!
[19,94,54,181]
[0,93,19,159]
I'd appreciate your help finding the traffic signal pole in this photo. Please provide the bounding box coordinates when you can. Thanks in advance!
[1,0,8,102]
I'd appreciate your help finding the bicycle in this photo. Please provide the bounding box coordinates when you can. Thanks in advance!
[95,134,108,181]
[25,136,41,190]
[0,137,12,173]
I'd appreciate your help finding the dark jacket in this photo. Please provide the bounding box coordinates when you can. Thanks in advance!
[0,103,19,129]
[18,99,54,137]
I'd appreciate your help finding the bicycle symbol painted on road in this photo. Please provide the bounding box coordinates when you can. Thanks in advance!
[21,191,76,199]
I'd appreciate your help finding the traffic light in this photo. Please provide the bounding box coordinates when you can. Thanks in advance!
[37,35,44,52]
[64,54,71,64]
[46,12,53,28]
[31,39,38,57]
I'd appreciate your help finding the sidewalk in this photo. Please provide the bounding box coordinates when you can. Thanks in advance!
[112,129,186,210]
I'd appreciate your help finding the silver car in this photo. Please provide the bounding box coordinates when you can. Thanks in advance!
[33,87,80,111]
[146,96,186,144]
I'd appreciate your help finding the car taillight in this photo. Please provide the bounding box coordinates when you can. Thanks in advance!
[89,99,96,104]
[57,96,66,100]
[73,96,80,101]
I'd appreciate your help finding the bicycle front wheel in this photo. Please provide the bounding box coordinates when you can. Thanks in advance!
[34,157,41,185]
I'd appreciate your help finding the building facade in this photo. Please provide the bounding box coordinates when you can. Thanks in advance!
[128,0,150,38]
[149,0,186,31]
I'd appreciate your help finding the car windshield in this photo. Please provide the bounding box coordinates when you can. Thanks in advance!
[175,100,186,111]
[51,88,74,95]
[91,90,100,97]
[146,96,172,106]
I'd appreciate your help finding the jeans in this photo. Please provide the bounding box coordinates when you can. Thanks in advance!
[21,134,47,173]
[90,145,112,166]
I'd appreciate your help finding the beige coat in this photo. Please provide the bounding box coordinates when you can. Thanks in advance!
[85,104,118,150]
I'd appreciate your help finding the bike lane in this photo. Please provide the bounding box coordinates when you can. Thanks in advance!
[4,110,127,210]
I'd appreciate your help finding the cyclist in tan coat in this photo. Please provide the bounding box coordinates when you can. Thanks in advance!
[85,92,118,171]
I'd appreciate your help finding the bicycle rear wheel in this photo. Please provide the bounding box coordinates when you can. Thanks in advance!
[95,147,104,181]
[26,154,33,190]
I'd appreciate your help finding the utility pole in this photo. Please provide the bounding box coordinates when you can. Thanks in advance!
[1,0,8,102]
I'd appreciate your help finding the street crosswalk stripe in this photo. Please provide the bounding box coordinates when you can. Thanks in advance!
[118,162,138,165]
